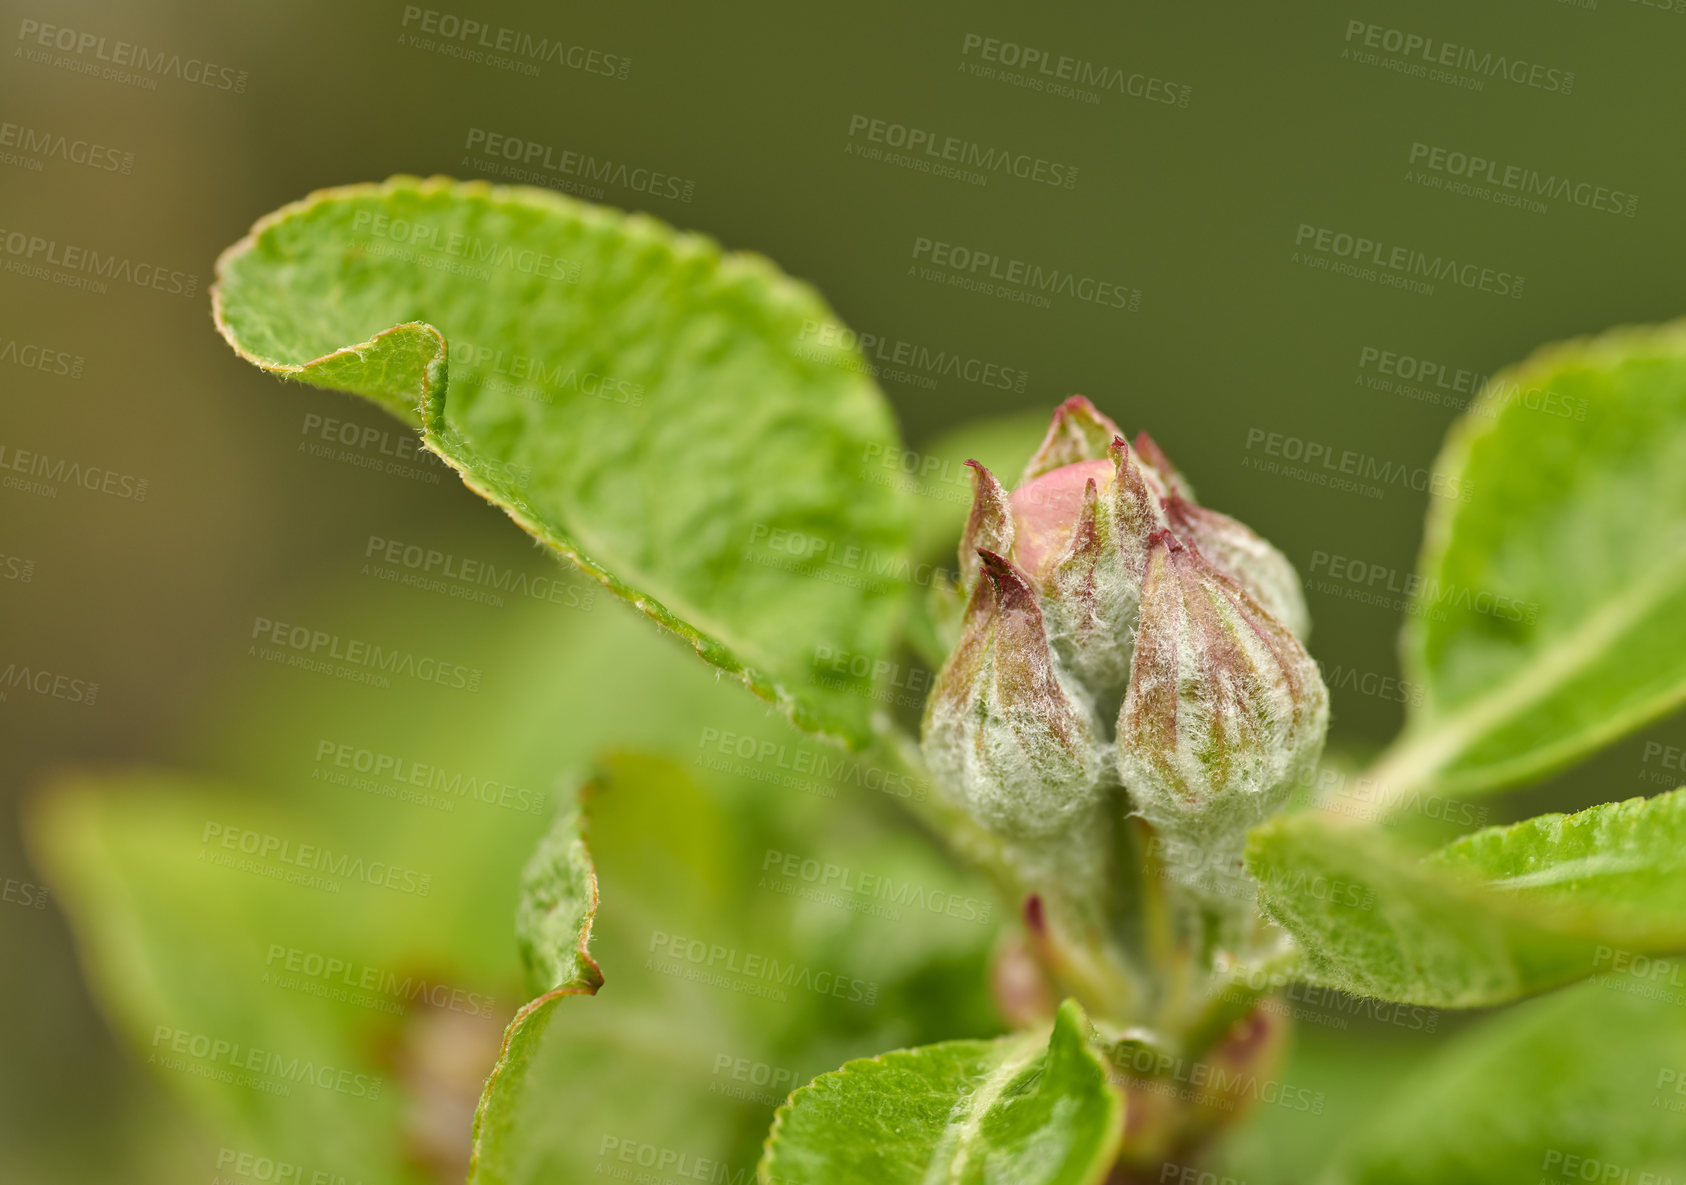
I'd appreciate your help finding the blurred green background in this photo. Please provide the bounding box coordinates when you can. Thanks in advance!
[4,0,1684,1181]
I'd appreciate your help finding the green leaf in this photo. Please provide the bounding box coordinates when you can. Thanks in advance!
[461,750,1003,1185]
[758,999,1122,1185]
[213,175,913,747]
[1375,321,1686,801]
[469,796,601,1185]
[1427,787,1686,947]
[1320,969,1686,1184]
[37,532,999,1185]
[512,801,601,997]
[1246,812,1611,1007]
[30,775,432,1185]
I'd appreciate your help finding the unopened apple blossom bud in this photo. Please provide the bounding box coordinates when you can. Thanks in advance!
[1132,431,1309,640]
[1118,531,1328,895]
[1012,438,1164,706]
[1020,395,1127,483]
[957,459,1013,596]
[1161,492,1310,640]
[926,397,1319,847]
[922,551,1106,837]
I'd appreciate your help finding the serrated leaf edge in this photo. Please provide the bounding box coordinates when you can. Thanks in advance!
[210,174,884,749]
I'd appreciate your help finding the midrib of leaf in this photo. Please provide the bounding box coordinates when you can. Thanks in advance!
[1472,854,1670,891]
[1366,548,1686,807]
[921,1033,1042,1185]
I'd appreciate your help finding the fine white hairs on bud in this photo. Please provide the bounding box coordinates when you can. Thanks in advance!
[922,396,1324,865]
[958,459,1014,597]
[1024,439,1166,708]
[1019,396,1127,483]
[1117,531,1328,896]
[921,550,1107,837]
[1161,492,1311,641]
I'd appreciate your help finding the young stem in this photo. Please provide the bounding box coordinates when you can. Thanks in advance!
[871,723,1148,1022]
[872,719,1289,1065]
[1004,805,1146,1023]
[1178,944,1297,1059]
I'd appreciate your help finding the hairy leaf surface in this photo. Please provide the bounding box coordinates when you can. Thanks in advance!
[214,176,912,746]
[759,999,1122,1185]
[1247,793,1686,1006]
[1380,322,1686,799]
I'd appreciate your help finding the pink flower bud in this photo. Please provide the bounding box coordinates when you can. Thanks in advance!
[924,397,1322,849]
[1007,458,1117,579]
[1017,438,1166,708]
[921,551,1106,836]
[1117,531,1328,893]
[1020,395,1128,482]
[1161,493,1310,641]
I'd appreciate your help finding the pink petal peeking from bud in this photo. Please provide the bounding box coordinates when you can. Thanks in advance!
[1008,458,1116,577]
[1020,396,1127,483]
[1029,438,1170,708]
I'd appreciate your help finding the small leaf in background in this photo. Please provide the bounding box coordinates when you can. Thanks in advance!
[36,744,1000,1185]
[759,999,1122,1185]
[30,775,441,1185]
[469,795,600,1185]
[1320,969,1686,1184]
[36,551,999,1185]
[1379,321,1686,800]
[462,750,1003,1185]
[28,565,760,1185]
[214,176,915,747]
